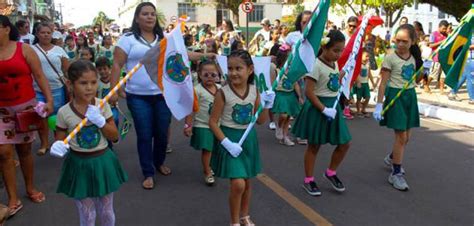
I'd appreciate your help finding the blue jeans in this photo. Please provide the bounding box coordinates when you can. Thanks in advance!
[450,59,474,100]
[111,107,119,128]
[126,93,171,178]
[36,87,66,114]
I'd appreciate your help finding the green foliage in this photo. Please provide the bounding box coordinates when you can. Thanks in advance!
[92,11,114,30]
[420,0,470,20]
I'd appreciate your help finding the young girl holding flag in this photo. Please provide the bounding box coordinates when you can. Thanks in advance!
[184,60,222,186]
[373,24,423,191]
[209,50,274,226]
[292,30,351,196]
[50,60,128,226]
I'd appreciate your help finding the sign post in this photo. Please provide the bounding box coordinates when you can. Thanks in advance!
[241,0,254,49]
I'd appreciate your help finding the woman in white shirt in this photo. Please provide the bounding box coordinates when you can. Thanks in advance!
[32,23,70,155]
[111,2,215,189]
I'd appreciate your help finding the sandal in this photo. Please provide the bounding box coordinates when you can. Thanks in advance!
[27,191,46,203]
[158,166,172,176]
[37,148,49,156]
[240,216,255,226]
[7,200,22,217]
[142,177,154,190]
[204,175,215,186]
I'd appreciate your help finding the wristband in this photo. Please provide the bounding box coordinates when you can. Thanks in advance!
[184,123,192,129]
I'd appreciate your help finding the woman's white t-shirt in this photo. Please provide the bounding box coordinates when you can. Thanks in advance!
[117,33,161,95]
[33,45,68,91]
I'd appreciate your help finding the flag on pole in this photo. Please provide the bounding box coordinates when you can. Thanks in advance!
[285,0,330,85]
[141,22,198,120]
[439,5,474,89]
[216,55,228,80]
[252,56,272,93]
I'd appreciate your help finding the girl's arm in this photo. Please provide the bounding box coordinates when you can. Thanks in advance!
[23,44,54,115]
[100,118,119,142]
[209,90,226,142]
[110,47,127,103]
[368,68,376,89]
[183,114,193,137]
[54,129,67,141]
[294,81,304,104]
[376,69,391,104]
[61,56,70,76]
[255,93,269,125]
[304,77,325,112]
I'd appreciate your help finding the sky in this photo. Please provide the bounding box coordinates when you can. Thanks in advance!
[55,0,122,27]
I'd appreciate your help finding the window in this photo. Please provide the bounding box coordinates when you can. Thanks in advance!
[430,5,433,12]
[438,10,446,19]
[216,6,230,27]
[428,22,433,34]
[414,0,418,10]
[248,5,264,22]
[178,3,196,22]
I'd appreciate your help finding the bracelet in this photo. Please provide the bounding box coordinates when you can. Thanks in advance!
[184,123,192,129]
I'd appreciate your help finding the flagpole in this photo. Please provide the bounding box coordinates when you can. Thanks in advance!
[62,63,143,144]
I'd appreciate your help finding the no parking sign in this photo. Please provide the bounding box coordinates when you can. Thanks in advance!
[241,1,254,14]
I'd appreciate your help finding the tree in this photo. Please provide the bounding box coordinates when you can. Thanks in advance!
[420,0,470,20]
[92,11,114,32]
[215,0,242,26]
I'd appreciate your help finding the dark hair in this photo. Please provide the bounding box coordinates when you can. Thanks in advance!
[275,48,289,69]
[0,15,19,41]
[295,10,312,32]
[67,60,98,83]
[80,47,95,62]
[400,16,408,22]
[76,34,89,55]
[101,34,112,46]
[439,20,449,28]
[228,49,254,84]
[223,19,234,31]
[205,39,218,54]
[413,21,424,32]
[130,2,164,40]
[15,19,28,30]
[65,35,74,42]
[396,24,423,70]
[318,29,345,57]
[274,19,281,24]
[347,16,359,24]
[197,60,220,83]
[95,56,111,68]
[230,39,243,52]
[33,22,52,44]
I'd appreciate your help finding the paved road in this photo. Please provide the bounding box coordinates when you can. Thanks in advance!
[3,111,473,226]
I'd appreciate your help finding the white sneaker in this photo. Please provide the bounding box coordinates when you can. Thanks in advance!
[384,154,406,174]
[388,173,409,191]
[268,122,276,130]
[281,136,295,146]
[275,127,283,140]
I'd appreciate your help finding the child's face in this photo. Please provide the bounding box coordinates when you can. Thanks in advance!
[80,49,92,61]
[199,64,218,87]
[96,66,111,81]
[394,29,413,53]
[104,36,112,45]
[362,52,369,64]
[228,57,253,86]
[322,41,345,62]
[271,30,281,42]
[206,43,216,53]
[66,39,74,47]
[77,37,85,45]
[71,70,99,102]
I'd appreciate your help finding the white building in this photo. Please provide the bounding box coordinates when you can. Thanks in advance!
[400,1,458,34]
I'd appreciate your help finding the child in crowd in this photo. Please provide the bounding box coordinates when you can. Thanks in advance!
[64,35,77,60]
[354,50,375,117]
[96,57,119,128]
[80,47,95,63]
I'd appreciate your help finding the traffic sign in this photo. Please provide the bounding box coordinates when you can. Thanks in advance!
[241,1,254,14]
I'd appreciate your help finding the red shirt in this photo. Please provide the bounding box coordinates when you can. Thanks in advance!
[0,42,36,107]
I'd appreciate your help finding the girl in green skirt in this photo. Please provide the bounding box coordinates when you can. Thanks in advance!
[354,50,376,117]
[373,24,423,191]
[209,50,274,226]
[50,60,128,226]
[184,60,221,186]
[292,30,351,196]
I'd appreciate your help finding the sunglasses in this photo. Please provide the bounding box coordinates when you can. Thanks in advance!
[203,72,218,78]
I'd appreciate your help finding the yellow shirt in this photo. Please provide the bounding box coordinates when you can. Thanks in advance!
[306,58,340,97]
[381,53,416,89]
[220,84,257,129]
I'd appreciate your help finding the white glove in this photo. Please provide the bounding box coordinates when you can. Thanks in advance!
[50,141,69,158]
[221,138,243,158]
[85,105,106,128]
[373,103,384,121]
[322,107,337,120]
[260,90,276,109]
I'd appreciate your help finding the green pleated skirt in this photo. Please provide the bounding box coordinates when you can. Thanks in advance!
[56,148,128,199]
[380,87,420,131]
[211,126,261,179]
[354,83,371,100]
[292,97,351,145]
[271,91,301,117]
[190,127,214,151]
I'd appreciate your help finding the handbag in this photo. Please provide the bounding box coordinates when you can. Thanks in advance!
[15,109,43,133]
[34,45,70,102]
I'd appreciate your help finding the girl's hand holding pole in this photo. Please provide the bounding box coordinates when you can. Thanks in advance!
[260,90,276,109]
[221,138,242,158]
[373,103,384,121]
[50,141,69,158]
[85,105,106,128]
[322,107,336,119]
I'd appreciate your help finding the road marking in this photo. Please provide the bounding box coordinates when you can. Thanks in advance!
[421,117,474,133]
[257,174,332,226]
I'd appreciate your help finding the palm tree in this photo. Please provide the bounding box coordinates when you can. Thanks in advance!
[93,11,115,32]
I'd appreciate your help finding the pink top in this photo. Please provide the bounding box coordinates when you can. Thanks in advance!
[430,31,446,62]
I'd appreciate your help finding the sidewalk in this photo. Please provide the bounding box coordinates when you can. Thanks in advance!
[415,87,474,113]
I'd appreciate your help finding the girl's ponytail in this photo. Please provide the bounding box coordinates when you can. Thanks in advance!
[410,44,423,71]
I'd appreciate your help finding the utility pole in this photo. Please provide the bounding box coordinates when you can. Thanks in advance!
[58,3,63,25]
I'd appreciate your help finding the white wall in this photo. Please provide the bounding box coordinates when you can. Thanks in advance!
[402,3,458,34]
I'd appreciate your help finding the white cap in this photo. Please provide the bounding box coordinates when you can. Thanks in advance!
[52,31,62,39]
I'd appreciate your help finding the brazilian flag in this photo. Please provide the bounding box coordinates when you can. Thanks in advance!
[439,6,474,89]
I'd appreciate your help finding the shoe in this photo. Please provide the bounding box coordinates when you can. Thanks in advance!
[275,127,283,140]
[388,173,409,191]
[383,154,406,174]
[324,173,346,192]
[7,201,22,218]
[268,122,276,130]
[448,93,461,102]
[204,175,215,186]
[343,108,354,120]
[296,137,307,145]
[301,181,322,196]
[356,112,364,118]
[166,145,173,153]
[37,147,49,156]
[240,216,255,226]
[281,136,295,146]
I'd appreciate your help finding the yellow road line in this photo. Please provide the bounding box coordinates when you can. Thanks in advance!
[257,174,332,226]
